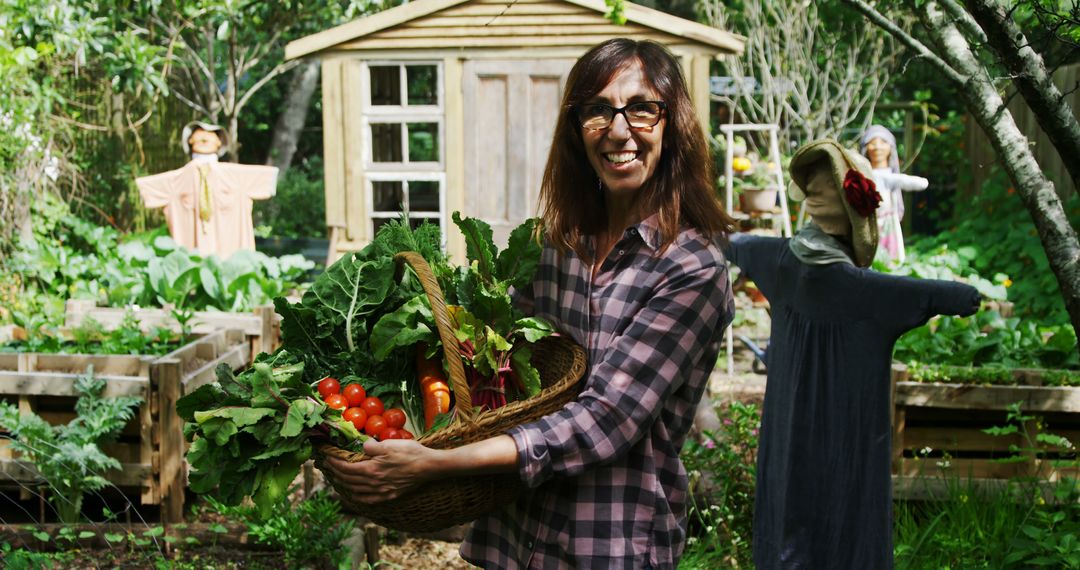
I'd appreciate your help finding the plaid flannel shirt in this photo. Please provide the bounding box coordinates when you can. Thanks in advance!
[460,214,734,569]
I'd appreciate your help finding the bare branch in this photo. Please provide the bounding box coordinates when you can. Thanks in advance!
[840,0,966,86]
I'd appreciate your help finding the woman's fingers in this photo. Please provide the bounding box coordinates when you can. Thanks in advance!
[321,440,435,503]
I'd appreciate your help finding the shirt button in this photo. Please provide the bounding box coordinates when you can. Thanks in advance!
[618,249,625,256]
[526,540,534,549]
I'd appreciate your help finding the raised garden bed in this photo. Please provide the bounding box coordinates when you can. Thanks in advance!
[65,299,280,359]
[0,329,249,522]
[890,362,1080,500]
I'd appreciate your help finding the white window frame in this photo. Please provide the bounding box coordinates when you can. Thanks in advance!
[366,172,447,236]
[360,60,446,239]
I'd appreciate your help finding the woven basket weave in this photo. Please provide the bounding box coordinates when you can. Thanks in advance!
[317,251,587,533]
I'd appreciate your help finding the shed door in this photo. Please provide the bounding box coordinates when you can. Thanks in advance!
[463,59,574,247]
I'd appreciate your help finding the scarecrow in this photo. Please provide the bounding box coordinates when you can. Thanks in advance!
[860,124,930,263]
[724,139,980,569]
[135,121,278,259]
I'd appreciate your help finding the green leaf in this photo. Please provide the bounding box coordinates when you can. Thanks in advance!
[495,218,542,290]
[369,295,435,361]
[510,346,542,397]
[280,399,322,438]
[453,212,496,282]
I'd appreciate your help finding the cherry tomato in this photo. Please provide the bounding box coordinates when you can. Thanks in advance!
[383,408,406,429]
[364,415,387,438]
[317,377,341,399]
[360,396,384,417]
[342,407,368,430]
[325,394,348,410]
[380,427,403,440]
[400,429,414,440]
[343,384,366,407]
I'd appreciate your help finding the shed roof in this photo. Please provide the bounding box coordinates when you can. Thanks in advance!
[285,0,744,60]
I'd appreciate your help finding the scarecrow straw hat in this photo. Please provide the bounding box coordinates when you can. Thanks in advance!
[788,139,882,267]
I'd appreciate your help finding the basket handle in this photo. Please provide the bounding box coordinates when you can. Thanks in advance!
[393,252,476,425]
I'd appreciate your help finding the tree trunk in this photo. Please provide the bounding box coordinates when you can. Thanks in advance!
[916,1,1080,345]
[265,59,320,175]
[963,0,1080,194]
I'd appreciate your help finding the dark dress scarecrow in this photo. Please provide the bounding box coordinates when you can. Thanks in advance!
[725,140,980,569]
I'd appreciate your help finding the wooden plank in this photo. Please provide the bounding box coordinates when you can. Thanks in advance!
[436,3,593,17]
[153,358,185,523]
[899,425,1019,453]
[339,32,675,50]
[392,16,624,29]
[323,59,348,229]
[382,24,650,38]
[254,306,277,355]
[284,0,471,60]
[895,381,1080,413]
[182,343,251,393]
[444,55,466,264]
[0,372,147,398]
[343,59,368,243]
[892,475,1070,503]
[0,459,152,487]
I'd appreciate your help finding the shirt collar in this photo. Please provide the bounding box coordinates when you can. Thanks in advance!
[631,213,663,251]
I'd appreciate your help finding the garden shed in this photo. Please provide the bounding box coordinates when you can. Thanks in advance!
[285,0,744,261]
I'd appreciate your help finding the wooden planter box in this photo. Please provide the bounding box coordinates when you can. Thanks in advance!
[0,329,249,522]
[890,363,1080,500]
[65,299,280,359]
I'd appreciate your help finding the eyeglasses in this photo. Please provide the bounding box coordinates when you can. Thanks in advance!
[574,101,666,131]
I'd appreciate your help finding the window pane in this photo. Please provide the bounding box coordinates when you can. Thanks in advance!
[406,65,438,106]
[409,180,439,211]
[370,65,401,106]
[371,123,403,162]
[410,217,440,231]
[372,181,404,211]
[372,217,392,237]
[407,123,439,162]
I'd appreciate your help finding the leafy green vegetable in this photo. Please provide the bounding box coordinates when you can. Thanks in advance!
[179,213,554,516]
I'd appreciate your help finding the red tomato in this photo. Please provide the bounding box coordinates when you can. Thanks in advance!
[364,415,387,438]
[325,394,348,410]
[383,408,406,429]
[343,384,366,407]
[400,429,414,440]
[360,396,384,417]
[380,428,403,440]
[342,407,368,430]
[317,377,341,399]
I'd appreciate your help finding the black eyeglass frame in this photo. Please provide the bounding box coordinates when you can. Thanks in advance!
[572,101,667,131]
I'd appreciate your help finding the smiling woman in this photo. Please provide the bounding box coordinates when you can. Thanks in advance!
[320,38,737,570]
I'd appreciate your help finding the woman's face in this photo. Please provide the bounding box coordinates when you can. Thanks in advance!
[581,60,665,199]
[864,137,892,169]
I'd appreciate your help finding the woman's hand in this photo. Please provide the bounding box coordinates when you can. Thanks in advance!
[321,438,440,505]
[320,435,519,505]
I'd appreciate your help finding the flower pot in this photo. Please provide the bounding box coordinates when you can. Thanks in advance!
[739,187,778,212]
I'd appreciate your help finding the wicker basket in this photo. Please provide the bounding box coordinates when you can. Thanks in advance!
[317,251,587,533]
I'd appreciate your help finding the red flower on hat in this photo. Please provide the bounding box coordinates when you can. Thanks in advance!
[843,169,881,217]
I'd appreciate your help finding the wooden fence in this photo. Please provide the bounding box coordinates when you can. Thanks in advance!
[966,63,1080,199]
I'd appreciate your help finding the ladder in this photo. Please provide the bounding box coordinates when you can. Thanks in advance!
[719,123,792,376]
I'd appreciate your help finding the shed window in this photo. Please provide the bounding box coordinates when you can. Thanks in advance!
[368,175,444,235]
[364,61,444,237]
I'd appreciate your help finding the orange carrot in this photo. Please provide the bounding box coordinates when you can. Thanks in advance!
[416,344,452,430]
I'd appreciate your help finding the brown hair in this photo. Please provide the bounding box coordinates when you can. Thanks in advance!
[538,38,734,257]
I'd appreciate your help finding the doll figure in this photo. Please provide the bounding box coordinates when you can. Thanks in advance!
[136,121,278,259]
[859,125,928,263]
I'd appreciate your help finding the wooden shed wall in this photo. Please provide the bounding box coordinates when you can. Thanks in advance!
[336,0,712,52]
[966,63,1079,199]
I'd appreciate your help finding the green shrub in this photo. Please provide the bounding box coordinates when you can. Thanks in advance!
[209,490,355,569]
[680,400,759,568]
[0,366,142,523]
[253,156,327,239]
[898,167,1080,326]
